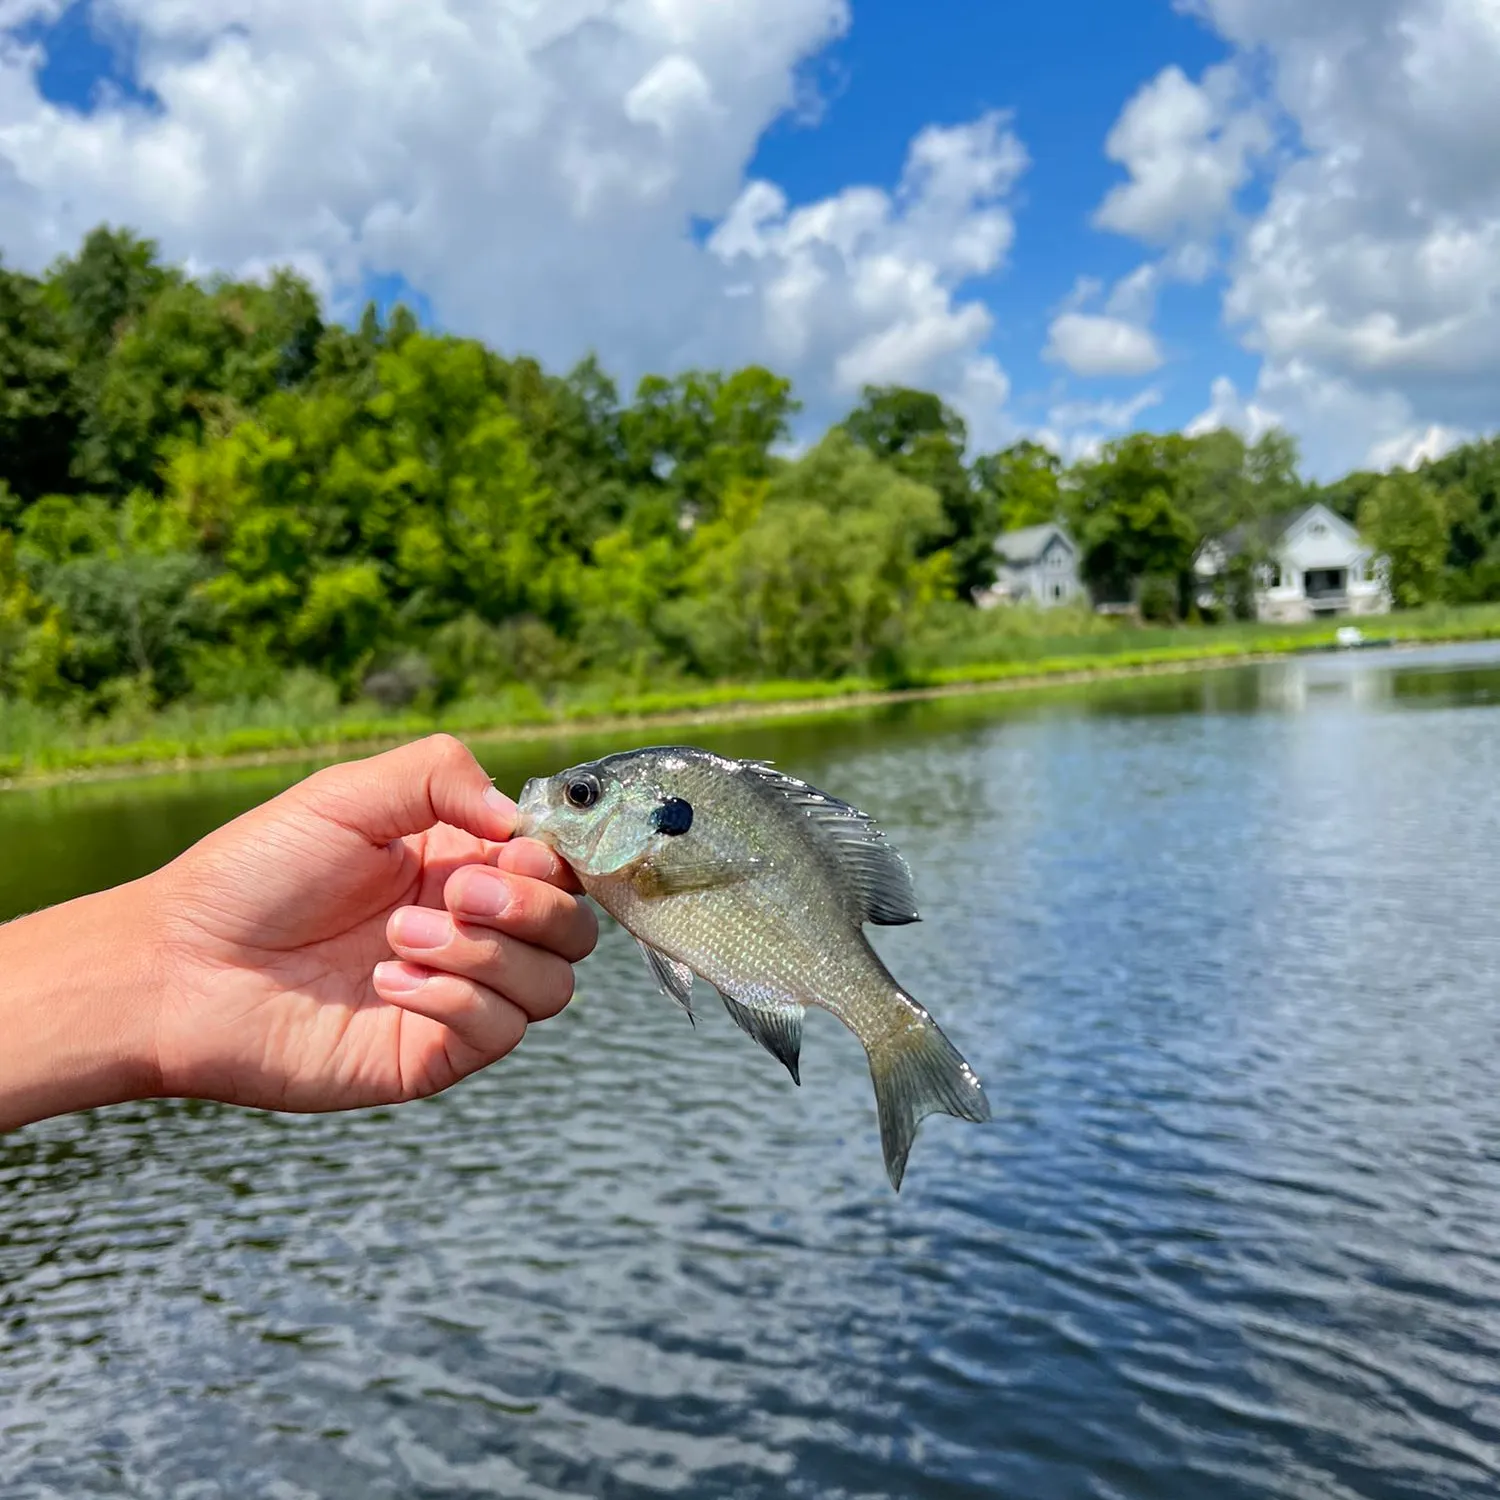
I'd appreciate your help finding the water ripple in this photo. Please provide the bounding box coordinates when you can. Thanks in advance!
[6,647,1500,1496]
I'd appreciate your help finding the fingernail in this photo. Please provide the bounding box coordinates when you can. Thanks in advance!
[500,840,560,881]
[374,961,426,993]
[454,869,514,919]
[391,907,450,950]
[484,785,519,824]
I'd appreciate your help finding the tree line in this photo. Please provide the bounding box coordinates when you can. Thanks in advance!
[2,227,1496,719]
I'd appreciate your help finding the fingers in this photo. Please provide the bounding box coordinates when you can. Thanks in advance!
[494,837,585,894]
[384,905,579,1022]
[444,865,598,961]
[301,734,517,847]
[372,962,528,1062]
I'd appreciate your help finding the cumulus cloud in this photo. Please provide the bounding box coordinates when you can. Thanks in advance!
[1367,423,1470,472]
[1191,360,1476,476]
[1044,312,1163,378]
[1034,386,1163,464]
[1043,267,1168,378]
[1093,62,1270,246]
[710,111,1028,403]
[1184,374,1280,443]
[1097,0,1500,473]
[0,0,1029,440]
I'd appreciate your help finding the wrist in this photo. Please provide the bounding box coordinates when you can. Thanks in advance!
[0,874,166,1131]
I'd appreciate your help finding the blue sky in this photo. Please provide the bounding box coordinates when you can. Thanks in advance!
[747,0,1249,435]
[3,1,1497,477]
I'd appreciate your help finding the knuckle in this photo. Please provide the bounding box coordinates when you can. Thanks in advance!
[568,903,600,960]
[445,972,486,1018]
[500,879,543,929]
[424,732,469,766]
[544,957,577,1011]
[467,925,512,973]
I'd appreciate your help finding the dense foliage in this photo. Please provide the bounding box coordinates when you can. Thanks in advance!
[3,227,1497,723]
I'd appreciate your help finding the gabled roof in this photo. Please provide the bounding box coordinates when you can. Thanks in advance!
[1210,502,1359,560]
[994,521,1073,565]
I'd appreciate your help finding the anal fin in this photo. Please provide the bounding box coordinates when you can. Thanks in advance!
[720,992,804,1086]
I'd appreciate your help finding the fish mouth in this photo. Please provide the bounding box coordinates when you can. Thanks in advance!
[513,777,547,840]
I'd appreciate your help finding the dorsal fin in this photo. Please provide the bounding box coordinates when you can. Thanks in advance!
[739,760,919,926]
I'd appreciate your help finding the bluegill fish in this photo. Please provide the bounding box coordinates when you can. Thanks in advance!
[516,745,990,1190]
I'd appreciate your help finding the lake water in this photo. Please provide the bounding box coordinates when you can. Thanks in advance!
[4,643,1500,1499]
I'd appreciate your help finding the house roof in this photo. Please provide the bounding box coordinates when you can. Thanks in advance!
[994,522,1071,565]
[1210,502,1357,560]
[1213,510,1299,561]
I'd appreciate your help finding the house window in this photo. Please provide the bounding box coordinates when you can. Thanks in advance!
[1269,564,1283,587]
[1052,583,1064,599]
[1310,522,1327,536]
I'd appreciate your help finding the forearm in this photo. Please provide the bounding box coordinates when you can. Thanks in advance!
[0,879,162,1132]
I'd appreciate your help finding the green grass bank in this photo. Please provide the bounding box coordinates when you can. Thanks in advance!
[5,603,1500,790]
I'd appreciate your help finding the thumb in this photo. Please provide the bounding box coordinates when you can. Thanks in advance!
[298,734,518,846]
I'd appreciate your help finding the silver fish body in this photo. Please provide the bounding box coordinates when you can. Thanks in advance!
[516,745,990,1189]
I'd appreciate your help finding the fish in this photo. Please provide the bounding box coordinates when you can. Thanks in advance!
[515,745,990,1190]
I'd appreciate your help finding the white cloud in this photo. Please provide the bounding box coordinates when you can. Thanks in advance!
[1202,358,1474,476]
[1034,386,1163,464]
[0,0,1027,439]
[1044,311,1163,377]
[1367,423,1469,473]
[708,109,1028,426]
[1093,62,1270,245]
[1104,0,1500,474]
[1184,374,1280,443]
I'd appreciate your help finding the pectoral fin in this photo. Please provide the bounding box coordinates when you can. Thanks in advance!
[636,938,696,1020]
[635,855,764,899]
[720,992,804,1086]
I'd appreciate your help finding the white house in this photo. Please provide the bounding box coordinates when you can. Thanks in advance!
[975,522,1082,609]
[1194,503,1392,623]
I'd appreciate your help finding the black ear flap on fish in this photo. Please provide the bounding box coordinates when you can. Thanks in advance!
[651,798,694,836]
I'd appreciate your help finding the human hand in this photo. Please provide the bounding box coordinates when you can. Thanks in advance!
[139,734,597,1113]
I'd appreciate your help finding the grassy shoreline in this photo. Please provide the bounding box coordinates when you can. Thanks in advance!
[6,606,1500,792]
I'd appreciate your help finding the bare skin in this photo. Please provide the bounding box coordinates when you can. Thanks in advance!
[0,734,598,1132]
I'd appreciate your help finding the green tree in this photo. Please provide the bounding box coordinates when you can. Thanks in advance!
[664,432,951,679]
[78,270,323,494]
[972,441,1062,532]
[622,366,797,524]
[1357,471,1450,607]
[47,225,172,371]
[0,263,79,505]
[15,491,210,701]
[841,385,995,599]
[1067,433,1199,609]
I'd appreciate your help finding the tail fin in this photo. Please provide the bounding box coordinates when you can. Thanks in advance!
[867,999,990,1191]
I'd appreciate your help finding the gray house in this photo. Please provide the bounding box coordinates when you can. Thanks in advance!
[1194,502,1391,623]
[975,522,1083,609]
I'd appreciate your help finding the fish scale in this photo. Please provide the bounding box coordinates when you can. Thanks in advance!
[517,745,991,1190]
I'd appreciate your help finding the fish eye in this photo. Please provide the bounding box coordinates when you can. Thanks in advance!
[564,774,601,810]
